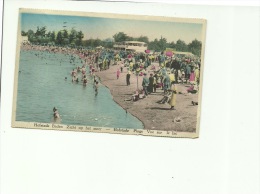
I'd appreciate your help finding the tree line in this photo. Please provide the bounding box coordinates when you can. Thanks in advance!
[22,26,84,47]
[21,28,202,56]
[112,32,202,57]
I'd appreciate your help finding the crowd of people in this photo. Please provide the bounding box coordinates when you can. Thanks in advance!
[22,43,201,111]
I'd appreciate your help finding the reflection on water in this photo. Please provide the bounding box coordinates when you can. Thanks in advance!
[16,50,143,129]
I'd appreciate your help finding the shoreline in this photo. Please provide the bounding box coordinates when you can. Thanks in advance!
[103,82,145,129]
[21,45,199,132]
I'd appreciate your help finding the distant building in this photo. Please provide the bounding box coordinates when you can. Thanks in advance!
[103,38,114,43]
[96,46,103,50]
[173,51,194,57]
[113,41,148,53]
[20,36,30,44]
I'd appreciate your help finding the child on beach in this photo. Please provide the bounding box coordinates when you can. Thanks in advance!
[131,90,145,101]
[180,83,198,94]
[187,83,198,93]
[132,90,139,101]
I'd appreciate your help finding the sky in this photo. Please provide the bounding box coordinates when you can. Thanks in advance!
[21,13,204,44]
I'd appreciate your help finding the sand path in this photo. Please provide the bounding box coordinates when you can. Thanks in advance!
[96,62,199,132]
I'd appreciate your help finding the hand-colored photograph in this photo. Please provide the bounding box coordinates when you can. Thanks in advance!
[12,9,206,138]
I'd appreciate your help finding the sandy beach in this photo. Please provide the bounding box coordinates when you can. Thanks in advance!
[96,63,199,132]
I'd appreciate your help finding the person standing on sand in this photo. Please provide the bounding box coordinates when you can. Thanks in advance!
[126,71,131,86]
[194,66,200,85]
[142,73,149,96]
[159,52,165,67]
[185,63,191,83]
[116,69,120,79]
[189,66,195,83]
[153,73,158,93]
[108,59,111,69]
[121,63,124,73]
[148,73,154,93]
[162,73,171,94]
[168,82,177,110]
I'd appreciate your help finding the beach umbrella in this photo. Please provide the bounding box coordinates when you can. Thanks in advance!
[166,51,173,57]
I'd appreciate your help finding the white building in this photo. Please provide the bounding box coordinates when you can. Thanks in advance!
[113,41,148,53]
[20,36,30,44]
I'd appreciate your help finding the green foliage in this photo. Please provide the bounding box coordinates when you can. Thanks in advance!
[102,41,114,48]
[27,30,34,41]
[76,31,84,46]
[46,31,55,42]
[175,39,188,52]
[113,32,129,42]
[69,28,77,44]
[21,31,27,36]
[168,41,176,49]
[148,38,201,57]
[50,31,55,42]
[56,31,63,45]
[63,30,69,39]
[159,36,168,51]
[83,38,102,48]
[23,26,84,46]
[35,26,46,37]
[148,38,160,51]
[188,39,202,57]
[21,27,202,56]
[148,37,167,51]
[135,36,149,43]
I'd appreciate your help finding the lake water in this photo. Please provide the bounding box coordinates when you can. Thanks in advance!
[16,50,144,129]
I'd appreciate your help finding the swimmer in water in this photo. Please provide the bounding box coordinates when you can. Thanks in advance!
[83,77,87,86]
[53,107,60,119]
[93,76,97,88]
[94,81,99,95]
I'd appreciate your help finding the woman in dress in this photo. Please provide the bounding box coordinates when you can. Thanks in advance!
[194,66,200,84]
[189,67,195,83]
[168,82,177,110]
[116,69,120,79]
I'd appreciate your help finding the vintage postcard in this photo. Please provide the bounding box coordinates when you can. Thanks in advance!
[12,8,206,138]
